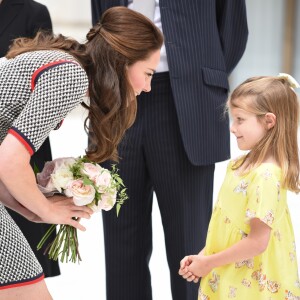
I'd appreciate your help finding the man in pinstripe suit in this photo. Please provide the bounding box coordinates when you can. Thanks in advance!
[91,1,248,299]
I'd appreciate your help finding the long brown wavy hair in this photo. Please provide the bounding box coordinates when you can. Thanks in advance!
[227,76,300,193]
[6,7,163,162]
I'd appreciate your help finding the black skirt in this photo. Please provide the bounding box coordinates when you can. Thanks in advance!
[6,138,60,278]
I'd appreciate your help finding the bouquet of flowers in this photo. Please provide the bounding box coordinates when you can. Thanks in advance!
[36,156,127,263]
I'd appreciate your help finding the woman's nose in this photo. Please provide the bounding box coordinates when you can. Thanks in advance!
[143,81,151,93]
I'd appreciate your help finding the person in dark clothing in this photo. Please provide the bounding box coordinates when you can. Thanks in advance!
[91,1,248,299]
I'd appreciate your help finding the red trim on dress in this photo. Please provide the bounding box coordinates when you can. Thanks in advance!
[0,274,44,290]
[31,60,80,91]
[8,129,34,156]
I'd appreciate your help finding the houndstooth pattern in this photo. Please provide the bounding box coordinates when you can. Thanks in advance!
[0,203,43,287]
[0,50,88,286]
[0,50,88,153]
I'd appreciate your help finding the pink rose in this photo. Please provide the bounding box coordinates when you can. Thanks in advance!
[95,170,112,192]
[65,179,95,206]
[89,191,117,212]
[82,163,103,181]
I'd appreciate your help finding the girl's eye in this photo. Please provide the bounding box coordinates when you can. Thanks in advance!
[146,73,153,78]
[237,117,244,123]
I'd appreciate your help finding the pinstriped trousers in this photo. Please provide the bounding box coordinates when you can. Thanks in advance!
[102,72,215,300]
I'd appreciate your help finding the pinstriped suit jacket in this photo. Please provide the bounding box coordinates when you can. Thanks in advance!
[91,0,248,166]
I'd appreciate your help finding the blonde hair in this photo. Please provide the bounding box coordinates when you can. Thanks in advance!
[228,76,300,193]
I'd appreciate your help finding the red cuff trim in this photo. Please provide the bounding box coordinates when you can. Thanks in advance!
[0,273,44,290]
[8,128,35,156]
[31,60,80,91]
[54,119,64,130]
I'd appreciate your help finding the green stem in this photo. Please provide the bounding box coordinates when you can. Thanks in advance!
[48,225,65,260]
[37,224,57,250]
[37,218,82,263]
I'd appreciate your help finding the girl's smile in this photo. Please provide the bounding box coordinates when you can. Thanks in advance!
[230,107,268,151]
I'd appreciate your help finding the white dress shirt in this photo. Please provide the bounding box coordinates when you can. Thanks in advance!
[128,0,169,73]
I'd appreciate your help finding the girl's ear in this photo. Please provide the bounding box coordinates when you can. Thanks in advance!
[265,113,276,130]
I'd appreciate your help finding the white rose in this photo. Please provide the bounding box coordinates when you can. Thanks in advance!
[51,167,74,193]
[88,201,102,213]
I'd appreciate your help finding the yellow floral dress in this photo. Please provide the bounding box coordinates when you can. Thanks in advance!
[199,161,300,299]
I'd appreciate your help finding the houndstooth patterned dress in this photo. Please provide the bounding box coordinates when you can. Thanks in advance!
[0,50,88,289]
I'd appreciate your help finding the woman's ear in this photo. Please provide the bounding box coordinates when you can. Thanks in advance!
[265,113,276,130]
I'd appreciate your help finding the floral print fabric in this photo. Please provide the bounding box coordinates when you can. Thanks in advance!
[199,161,300,299]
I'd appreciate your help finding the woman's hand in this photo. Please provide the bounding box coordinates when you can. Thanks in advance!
[0,135,93,231]
[0,178,92,227]
[0,174,93,230]
[40,194,94,231]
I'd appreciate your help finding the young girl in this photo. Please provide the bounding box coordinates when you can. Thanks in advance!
[179,74,300,299]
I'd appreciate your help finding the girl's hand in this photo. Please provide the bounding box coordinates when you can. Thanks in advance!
[178,256,200,283]
[187,252,213,278]
[40,195,94,231]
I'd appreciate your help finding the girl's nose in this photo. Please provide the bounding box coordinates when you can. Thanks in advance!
[230,123,236,134]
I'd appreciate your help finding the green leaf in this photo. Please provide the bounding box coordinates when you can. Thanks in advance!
[116,203,121,217]
[83,176,93,185]
[33,163,40,176]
